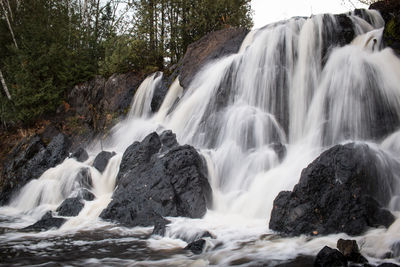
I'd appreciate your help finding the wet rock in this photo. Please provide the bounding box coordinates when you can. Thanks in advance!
[314,246,348,267]
[93,151,116,173]
[150,72,169,113]
[0,132,71,205]
[353,9,377,26]
[75,167,93,189]
[100,131,212,228]
[56,197,84,217]
[185,239,206,255]
[151,217,171,236]
[200,231,214,239]
[116,132,161,180]
[337,239,368,264]
[70,147,89,162]
[179,27,249,89]
[78,188,95,201]
[160,130,178,151]
[269,143,396,236]
[321,14,355,66]
[24,211,66,231]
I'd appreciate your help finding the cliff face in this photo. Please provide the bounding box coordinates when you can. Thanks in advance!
[177,27,249,89]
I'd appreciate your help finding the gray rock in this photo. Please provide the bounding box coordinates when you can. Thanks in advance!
[100,131,212,228]
[24,211,66,231]
[70,147,89,162]
[0,132,71,205]
[337,239,368,264]
[56,197,84,217]
[185,239,206,255]
[178,27,249,89]
[93,151,116,173]
[75,167,93,189]
[270,143,396,236]
[314,246,348,267]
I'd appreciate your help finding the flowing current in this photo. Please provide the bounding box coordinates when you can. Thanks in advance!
[2,10,400,266]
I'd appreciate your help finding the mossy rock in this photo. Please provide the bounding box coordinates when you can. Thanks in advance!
[383,15,400,56]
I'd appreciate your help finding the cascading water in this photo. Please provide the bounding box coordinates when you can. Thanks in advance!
[1,9,400,266]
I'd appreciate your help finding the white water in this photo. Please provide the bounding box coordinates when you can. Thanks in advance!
[1,10,400,266]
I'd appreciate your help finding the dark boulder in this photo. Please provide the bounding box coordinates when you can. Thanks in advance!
[151,217,171,236]
[314,246,348,267]
[78,188,95,201]
[24,211,66,231]
[160,130,178,150]
[150,72,169,113]
[0,132,71,205]
[178,27,249,89]
[116,132,161,180]
[320,14,355,66]
[269,143,396,236]
[75,167,93,189]
[185,239,206,255]
[93,151,116,173]
[56,197,84,217]
[70,147,89,162]
[337,239,368,264]
[100,131,212,228]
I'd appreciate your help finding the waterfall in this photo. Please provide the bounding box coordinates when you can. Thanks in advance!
[2,9,400,265]
[128,72,163,119]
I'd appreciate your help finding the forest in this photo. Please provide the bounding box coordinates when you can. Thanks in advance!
[0,0,252,127]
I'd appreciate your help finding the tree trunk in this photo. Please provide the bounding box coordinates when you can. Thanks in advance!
[0,0,18,49]
[5,0,13,21]
[149,0,155,52]
[0,69,12,100]
[94,0,100,43]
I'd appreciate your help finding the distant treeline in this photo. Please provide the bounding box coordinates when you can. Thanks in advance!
[0,0,252,126]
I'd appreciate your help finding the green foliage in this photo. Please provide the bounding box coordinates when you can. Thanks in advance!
[133,0,253,65]
[0,0,253,126]
[384,16,400,55]
[0,0,113,125]
[99,36,159,77]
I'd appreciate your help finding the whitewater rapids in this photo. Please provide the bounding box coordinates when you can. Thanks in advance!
[1,9,400,266]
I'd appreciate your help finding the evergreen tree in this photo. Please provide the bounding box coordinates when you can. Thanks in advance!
[0,0,253,126]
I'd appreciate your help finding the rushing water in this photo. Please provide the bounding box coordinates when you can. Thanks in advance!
[1,10,400,266]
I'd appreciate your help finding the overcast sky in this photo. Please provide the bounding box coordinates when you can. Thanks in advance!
[251,0,368,28]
